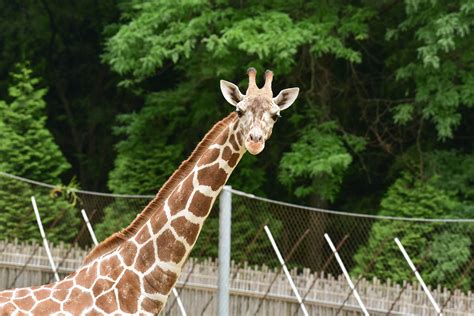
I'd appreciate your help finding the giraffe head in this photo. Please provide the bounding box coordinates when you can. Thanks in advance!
[220,68,299,155]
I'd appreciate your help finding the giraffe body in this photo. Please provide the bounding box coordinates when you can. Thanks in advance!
[0,69,299,315]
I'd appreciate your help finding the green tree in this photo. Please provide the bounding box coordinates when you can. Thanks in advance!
[0,64,80,243]
[0,0,125,191]
[0,0,470,287]
[387,0,474,139]
[279,122,366,201]
[352,173,469,288]
[98,1,474,273]
[99,0,376,257]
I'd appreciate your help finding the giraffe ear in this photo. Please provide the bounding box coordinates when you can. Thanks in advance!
[273,88,299,111]
[220,80,245,106]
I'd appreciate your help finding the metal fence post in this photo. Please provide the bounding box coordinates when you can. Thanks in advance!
[218,185,232,316]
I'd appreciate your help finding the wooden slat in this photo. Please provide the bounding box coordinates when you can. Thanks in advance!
[0,240,471,315]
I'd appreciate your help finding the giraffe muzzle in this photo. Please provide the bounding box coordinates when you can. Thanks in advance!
[246,129,265,155]
[245,139,265,155]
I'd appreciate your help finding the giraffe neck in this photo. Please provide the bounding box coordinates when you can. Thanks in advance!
[110,114,246,313]
[0,113,246,315]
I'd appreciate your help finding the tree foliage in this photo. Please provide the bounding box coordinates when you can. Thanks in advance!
[352,173,465,286]
[0,64,79,243]
[279,122,366,201]
[0,65,69,182]
[388,0,474,139]
[99,0,375,231]
[0,0,125,190]
[0,0,472,288]
[96,0,473,279]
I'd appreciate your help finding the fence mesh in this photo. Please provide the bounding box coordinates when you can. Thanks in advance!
[0,171,153,248]
[0,171,473,313]
[228,189,474,293]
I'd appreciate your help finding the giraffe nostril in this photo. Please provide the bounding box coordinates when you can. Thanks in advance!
[249,134,262,143]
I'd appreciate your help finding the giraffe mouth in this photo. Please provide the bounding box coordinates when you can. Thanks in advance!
[245,141,265,155]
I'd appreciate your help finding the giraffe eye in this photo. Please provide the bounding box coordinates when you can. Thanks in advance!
[236,109,244,118]
[271,113,280,121]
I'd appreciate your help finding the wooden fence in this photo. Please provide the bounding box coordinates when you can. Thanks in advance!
[0,240,471,315]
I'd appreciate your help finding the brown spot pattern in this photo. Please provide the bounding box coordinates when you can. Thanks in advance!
[75,262,98,289]
[54,280,73,291]
[31,300,61,315]
[92,278,114,297]
[96,290,117,314]
[151,211,168,234]
[236,131,244,146]
[14,289,29,298]
[2,303,16,314]
[141,299,163,314]
[189,191,213,217]
[229,134,239,151]
[216,127,229,145]
[14,296,34,310]
[52,289,68,301]
[0,296,10,304]
[144,266,178,295]
[33,289,50,301]
[17,309,29,316]
[116,270,140,314]
[168,174,194,215]
[228,153,240,168]
[156,230,186,263]
[233,122,239,131]
[171,217,200,245]
[135,225,151,244]
[87,308,103,316]
[63,288,93,314]
[197,148,220,167]
[222,146,232,161]
[99,256,122,280]
[197,164,228,191]
[135,240,155,273]
[119,242,137,266]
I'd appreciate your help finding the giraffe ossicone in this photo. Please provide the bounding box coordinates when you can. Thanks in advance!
[0,68,299,315]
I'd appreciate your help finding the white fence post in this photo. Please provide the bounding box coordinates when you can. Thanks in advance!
[324,233,369,316]
[218,186,232,316]
[395,237,443,315]
[81,209,99,246]
[264,225,309,316]
[31,196,59,282]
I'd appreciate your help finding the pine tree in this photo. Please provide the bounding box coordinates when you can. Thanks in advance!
[0,63,80,243]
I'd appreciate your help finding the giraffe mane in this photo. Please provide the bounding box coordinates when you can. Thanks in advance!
[82,112,238,265]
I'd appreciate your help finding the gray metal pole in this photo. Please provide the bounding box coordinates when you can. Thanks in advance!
[217,185,232,316]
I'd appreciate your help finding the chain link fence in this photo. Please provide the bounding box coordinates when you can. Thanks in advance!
[0,171,473,313]
[227,189,474,292]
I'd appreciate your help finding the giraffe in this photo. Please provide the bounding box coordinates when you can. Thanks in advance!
[0,68,299,315]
